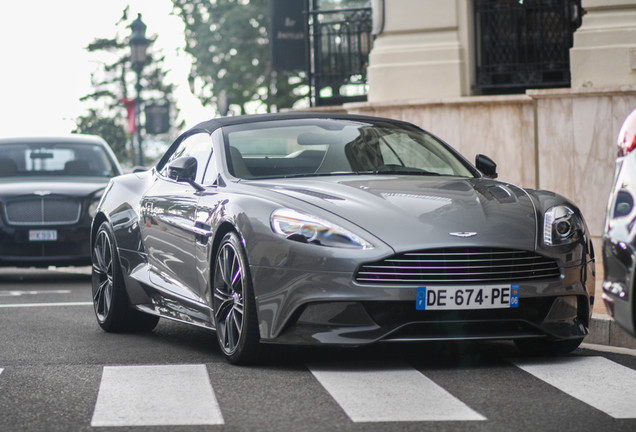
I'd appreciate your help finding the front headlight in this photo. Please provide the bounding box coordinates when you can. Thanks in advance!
[271,208,373,249]
[543,205,583,246]
[88,192,104,218]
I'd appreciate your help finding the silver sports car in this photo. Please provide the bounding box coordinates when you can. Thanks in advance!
[91,113,595,364]
[603,107,636,336]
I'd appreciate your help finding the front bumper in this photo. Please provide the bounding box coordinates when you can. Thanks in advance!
[0,223,92,267]
[252,264,593,346]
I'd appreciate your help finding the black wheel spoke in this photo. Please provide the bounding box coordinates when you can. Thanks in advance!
[94,235,106,274]
[233,300,244,317]
[231,262,241,289]
[225,309,238,348]
[94,279,109,303]
[213,285,232,302]
[231,305,243,332]
[214,289,234,321]
[222,247,234,287]
[100,282,111,317]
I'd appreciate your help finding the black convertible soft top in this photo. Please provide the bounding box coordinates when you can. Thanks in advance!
[189,111,409,134]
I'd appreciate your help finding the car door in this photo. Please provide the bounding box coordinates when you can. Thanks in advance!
[140,132,214,303]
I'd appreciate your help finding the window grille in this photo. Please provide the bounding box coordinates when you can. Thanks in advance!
[474,0,582,94]
[307,6,373,106]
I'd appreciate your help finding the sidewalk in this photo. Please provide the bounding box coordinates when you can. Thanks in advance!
[587,313,636,349]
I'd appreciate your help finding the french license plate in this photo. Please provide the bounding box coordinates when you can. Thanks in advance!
[29,230,58,241]
[416,285,519,310]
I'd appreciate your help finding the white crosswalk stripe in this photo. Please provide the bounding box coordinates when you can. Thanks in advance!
[307,361,486,422]
[511,356,636,419]
[2,355,635,426]
[90,364,224,427]
[0,302,92,308]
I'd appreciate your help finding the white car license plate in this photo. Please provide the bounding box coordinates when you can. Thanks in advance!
[416,285,519,310]
[29,230,58,241]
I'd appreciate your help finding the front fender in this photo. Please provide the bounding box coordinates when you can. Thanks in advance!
[91,170,154,253]
[526,189,596,302]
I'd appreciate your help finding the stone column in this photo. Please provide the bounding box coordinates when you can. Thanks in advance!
[367,0,470,102]
[570,0,636,88]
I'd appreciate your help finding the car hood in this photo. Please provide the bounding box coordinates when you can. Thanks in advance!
[0,177,108,198]
[258,175,538,252]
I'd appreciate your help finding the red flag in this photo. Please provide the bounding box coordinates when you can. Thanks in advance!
[120,98,137,133]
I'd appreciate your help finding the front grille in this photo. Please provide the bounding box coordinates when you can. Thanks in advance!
[355,247,561,285]
[5,197,81,225]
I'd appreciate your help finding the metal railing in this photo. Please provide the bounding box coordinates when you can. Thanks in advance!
[307,6,373,106]
[474,0,582,94]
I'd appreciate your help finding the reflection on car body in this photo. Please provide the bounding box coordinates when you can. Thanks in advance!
[91,113,595,364]
[0,135,122,267]
[603,108,636,337]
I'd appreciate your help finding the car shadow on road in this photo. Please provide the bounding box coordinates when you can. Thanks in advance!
[111,318,522,369]
[126,318,592,370]
[262,340,524,370]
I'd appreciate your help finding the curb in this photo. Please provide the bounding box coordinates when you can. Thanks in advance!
[587,313,636,349]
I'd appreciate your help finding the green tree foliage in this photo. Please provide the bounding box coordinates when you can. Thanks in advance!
[75,7,179,165]
[171,0,306,115]
[75,110,130,160]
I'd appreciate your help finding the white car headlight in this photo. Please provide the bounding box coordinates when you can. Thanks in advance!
[543,205,582,246]
[271,208,373,249]
[88,192,104,218]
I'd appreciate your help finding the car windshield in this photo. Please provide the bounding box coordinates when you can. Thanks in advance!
[223,119,475,179]
[0,141,117,178]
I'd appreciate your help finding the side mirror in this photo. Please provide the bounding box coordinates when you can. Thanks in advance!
[475,154,498,179]
[167,156,204,191]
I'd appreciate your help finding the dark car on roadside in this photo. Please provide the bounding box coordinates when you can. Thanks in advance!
[0,135,122,267]
[603,108,636,337]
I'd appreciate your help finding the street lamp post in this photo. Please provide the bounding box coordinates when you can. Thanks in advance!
[129,13,149,166]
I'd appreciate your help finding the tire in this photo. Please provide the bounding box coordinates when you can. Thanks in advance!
[92,221,159,333]
[212,231,261,364]
[514,337,584,356]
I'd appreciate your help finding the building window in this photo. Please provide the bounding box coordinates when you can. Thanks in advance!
[307,1,373,106]
[473,0,582,94]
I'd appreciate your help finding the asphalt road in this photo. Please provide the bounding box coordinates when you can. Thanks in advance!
[2,267,636,432]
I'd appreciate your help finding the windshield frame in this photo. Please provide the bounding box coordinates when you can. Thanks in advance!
[221,118,479,180]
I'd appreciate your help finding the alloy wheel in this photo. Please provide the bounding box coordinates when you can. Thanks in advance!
[92,229,114,323]
[213,241,245,355]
